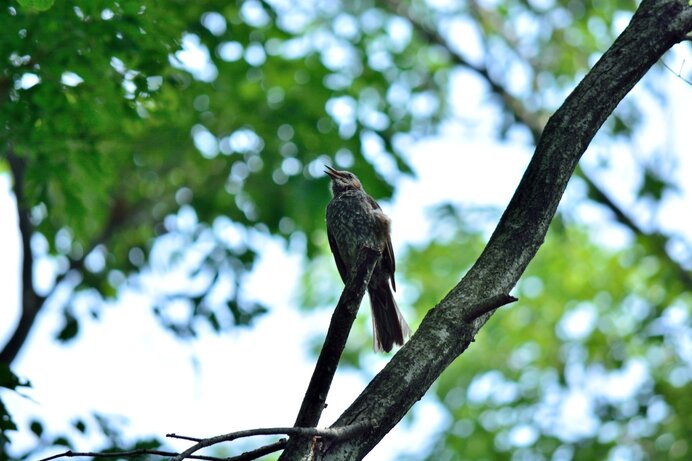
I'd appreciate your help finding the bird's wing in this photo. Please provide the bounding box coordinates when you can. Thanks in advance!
[327,226,350,283]
[365,195,397,292]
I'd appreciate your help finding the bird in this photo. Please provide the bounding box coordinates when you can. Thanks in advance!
[324,165,411,352]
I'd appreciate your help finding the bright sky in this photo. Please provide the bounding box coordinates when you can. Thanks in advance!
[1,30,692,461]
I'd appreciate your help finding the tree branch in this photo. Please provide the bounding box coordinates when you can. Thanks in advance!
[42,248,380,461]
[661,57,692,84]
[579,167,692,287]
[169,421,373,461]
[281,246,381,458]
[1,150,46,365]
[312,1,692,459]
[383,0,548,137]
[0,163,144,365]
[38,449,220,461]
[294,247,381,426]
[391,0,692,291]
[40,423,372,461]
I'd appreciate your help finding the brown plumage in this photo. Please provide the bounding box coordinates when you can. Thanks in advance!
[324,165,411,352]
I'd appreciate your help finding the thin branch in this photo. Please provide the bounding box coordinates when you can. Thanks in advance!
[170,421,373,461]
[40,423,371,461]
[579,169,692,287]
[383,0,547,138]
[280,247,381,457]
[1,150,46,365]
[226,439,287,461]
[38,449,220,461]
[1,152,137,364]
[661,58,692,85]
[293,246,381,428]
[167,433,203,443]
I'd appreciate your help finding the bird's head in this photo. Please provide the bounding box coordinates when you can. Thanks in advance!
[324,165,363,196]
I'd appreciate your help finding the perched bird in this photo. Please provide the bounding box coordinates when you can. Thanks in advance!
[324,165,411,352]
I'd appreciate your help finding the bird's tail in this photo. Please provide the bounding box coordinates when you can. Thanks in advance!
[368,284,412,353]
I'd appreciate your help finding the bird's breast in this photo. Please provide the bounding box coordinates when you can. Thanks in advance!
[327,192,384,264]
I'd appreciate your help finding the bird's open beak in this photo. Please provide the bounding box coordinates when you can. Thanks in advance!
[324,165,342,180]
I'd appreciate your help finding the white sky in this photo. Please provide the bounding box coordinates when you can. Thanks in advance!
[0,136,530,460]
[1,38,692,461]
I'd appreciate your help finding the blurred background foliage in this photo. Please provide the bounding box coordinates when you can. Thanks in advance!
[1,0,691,460]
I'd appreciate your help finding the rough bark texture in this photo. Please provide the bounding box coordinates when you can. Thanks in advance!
[280,1,692,460]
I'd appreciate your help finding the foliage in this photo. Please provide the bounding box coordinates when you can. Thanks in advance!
[1,0,422,341]
[16,0,53,12]
[1,0,690,459]
[402,215,692,460]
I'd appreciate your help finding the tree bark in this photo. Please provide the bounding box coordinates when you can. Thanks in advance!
[280,1,692,459]
[283,248,381,455]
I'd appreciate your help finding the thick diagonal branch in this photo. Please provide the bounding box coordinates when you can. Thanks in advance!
[391,0,692,291]
[315,1,692,459]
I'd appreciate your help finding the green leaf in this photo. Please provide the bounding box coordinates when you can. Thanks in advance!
[17,0,54,12]
[56,311,79,342]
[30,420,44,437]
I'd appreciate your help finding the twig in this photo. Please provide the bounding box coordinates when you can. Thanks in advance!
[38,449,219,461]
[166,433,203,442]
[463,294,518,323]
[661,58,692,85]
[226,438,287,461]
[169,421,373,461]
[383,0,546,137]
